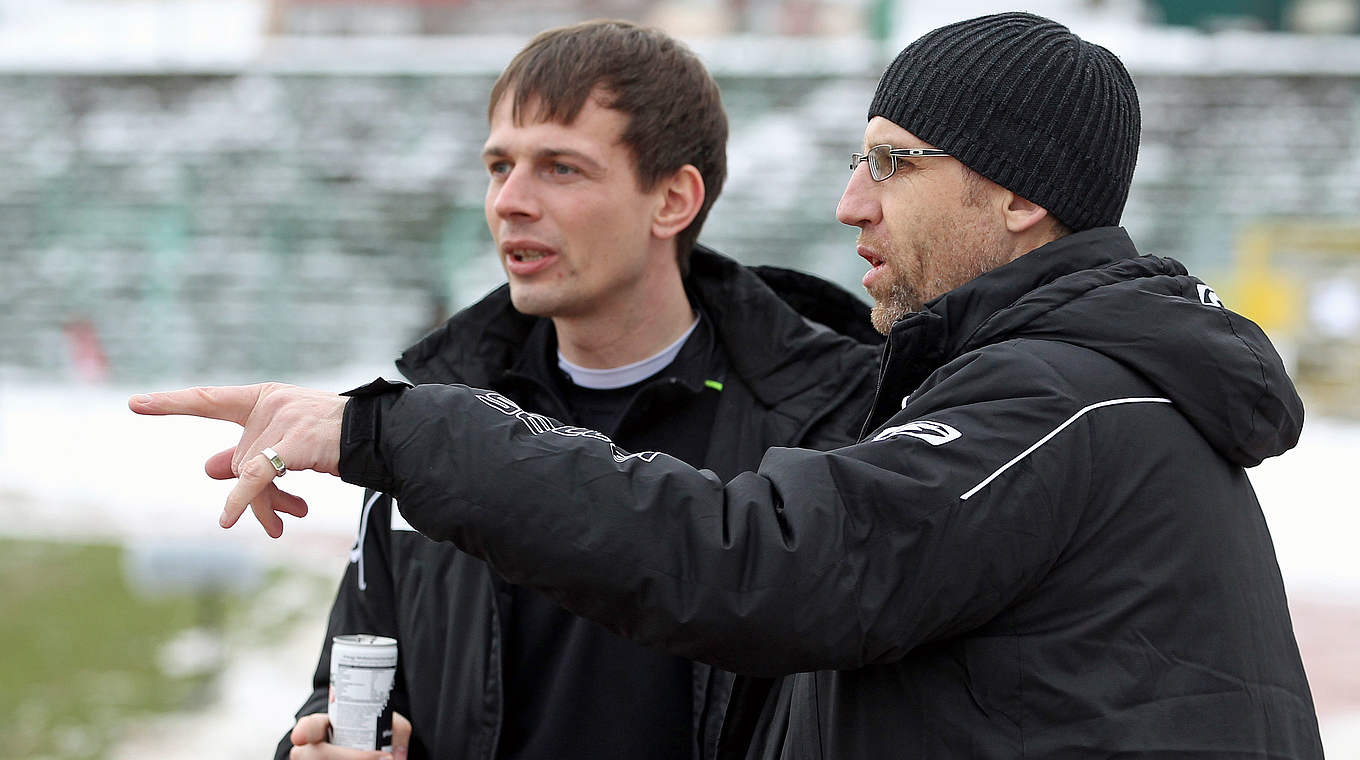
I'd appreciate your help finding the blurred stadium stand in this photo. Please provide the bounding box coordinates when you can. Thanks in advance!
[0,1,1357,416]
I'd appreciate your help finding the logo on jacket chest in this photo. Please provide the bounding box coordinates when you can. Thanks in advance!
[871,419,962,445]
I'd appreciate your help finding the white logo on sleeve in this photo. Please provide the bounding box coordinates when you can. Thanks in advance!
[871,420,962,446]
[476,391,661,463]
[1196,283,1224,307]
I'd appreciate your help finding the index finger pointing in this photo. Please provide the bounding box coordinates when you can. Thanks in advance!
[128,385,265,425]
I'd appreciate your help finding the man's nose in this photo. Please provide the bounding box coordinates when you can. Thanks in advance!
[492,166,539,220]
[836,165,879,228]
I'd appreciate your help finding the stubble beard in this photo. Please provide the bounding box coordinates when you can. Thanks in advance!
[867,241,1013,336]
[869,276,921,335]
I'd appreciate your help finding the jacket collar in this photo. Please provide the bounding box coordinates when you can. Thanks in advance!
[503,306,719,400]
[890,227,1139,361]
[866,227,1139,428]
[395,246,880,408]
[684,248,879,407]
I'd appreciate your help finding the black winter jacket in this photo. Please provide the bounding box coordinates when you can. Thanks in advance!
[279,247,881,760]
[340,228,1323,758]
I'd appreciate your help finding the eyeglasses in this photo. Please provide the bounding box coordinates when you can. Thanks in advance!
[849,144,952,181]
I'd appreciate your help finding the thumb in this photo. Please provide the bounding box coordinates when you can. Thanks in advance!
[205,446,237,479]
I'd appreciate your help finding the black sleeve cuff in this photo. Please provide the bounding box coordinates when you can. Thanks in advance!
[339,378,410,493]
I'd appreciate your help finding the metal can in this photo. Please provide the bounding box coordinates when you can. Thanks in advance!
[328,634,398,751]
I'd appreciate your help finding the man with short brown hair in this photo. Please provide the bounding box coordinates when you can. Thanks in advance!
[267,19,879,760]
[487,20,728,276]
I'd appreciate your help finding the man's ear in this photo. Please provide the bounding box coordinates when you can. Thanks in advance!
[651,164,705,241]
[1002,191,1051,234]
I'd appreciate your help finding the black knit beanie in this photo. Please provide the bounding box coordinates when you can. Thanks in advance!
[869,12,1140,231]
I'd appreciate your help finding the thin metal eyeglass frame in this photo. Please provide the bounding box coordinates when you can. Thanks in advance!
[849,144,952,181]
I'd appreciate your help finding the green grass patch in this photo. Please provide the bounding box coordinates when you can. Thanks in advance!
[0,538,216,760]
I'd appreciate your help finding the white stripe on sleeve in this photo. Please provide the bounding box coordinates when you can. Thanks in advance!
[959,397,1172,501]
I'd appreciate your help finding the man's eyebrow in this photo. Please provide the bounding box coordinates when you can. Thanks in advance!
[536,147,603,171]
[480,145,603,171]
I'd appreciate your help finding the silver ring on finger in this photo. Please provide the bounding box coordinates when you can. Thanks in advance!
[260,447,287,478]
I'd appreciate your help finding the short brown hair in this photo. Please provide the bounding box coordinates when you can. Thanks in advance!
[488,20,728,275]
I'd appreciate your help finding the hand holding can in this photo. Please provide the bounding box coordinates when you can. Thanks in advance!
[328,634,398,751]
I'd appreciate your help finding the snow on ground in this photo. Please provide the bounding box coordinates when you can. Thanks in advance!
[1247,417,1360,753]
[1250,417,1360,600]
[1,379,1357,756]
[108,570,338,760]
[0,372,384,758]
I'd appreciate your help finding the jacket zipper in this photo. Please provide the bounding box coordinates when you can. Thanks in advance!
[858,337,895,441]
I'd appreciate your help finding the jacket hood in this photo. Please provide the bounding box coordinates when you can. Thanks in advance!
[893,227,1303,467]
[395,245,883,407]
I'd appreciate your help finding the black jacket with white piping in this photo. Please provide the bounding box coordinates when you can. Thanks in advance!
[339,227,1322,758]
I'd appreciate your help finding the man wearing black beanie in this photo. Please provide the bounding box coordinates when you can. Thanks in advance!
[843,11,1142,333]
[136,12,1323,759]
